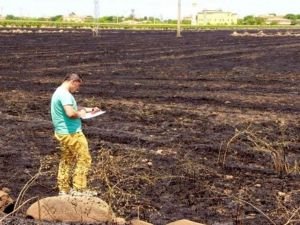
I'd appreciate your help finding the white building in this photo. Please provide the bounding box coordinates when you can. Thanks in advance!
[63,13,85,23]
[196,10,238,25]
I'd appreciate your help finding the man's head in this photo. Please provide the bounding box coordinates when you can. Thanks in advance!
[63,73,83,93]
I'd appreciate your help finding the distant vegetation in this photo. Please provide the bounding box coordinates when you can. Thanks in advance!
[2,14,190,25]
[238,16,267,25]
[237,14,300,25]
[284,14,300,25]
[0,13,300,29]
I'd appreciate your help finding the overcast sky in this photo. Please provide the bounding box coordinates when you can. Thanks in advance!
[0,0,299,19]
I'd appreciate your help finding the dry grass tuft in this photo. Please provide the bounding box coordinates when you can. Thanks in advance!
[218,122,299,176]
[90,147,157,217]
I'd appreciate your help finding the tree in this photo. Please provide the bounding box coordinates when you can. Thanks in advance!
[5,15,18,20]
[50,15,63,22]
[256,17,266,25]
[284,14,300,25]
[239,15,266,25]
[37,17,48,21]
[99,16,114,23]
[166,19,177,24]
[284,14,297,20]
[182,19,191,25]
[243,15,257,25]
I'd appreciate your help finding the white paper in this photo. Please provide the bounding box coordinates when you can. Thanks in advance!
[81,111,106,119]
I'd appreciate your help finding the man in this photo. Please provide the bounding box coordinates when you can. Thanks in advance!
[51,73,99,196]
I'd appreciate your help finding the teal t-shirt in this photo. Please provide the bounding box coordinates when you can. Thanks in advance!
[51,86,82,134]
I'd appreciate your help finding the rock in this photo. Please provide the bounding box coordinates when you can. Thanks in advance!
[26,195,115,223]
[223,189,232,195]
[167,219,206,225]
[277,191,286,197]
[130,219,154,225]
[113,217,126,225]
[156,149,164,155]
[231,31,239,36]
[1,188,11,194]
[0,190,14,213]
[224,175,234,180]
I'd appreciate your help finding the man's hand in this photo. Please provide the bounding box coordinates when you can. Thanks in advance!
[78,109,87,118]
[81,107,100,114]
[90,107,100,114]
[76,106,101,117]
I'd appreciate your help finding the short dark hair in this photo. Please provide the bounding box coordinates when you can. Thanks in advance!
[64,73,83,82]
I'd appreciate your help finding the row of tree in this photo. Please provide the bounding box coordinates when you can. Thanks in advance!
[237,14,300,25]
[238,16,266,25]
[2,13,300,25]
[2,14,193,25]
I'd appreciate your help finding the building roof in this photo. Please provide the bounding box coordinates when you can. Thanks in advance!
[199,9,237,15]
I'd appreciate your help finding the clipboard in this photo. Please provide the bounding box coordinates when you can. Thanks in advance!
[81,111,106,119]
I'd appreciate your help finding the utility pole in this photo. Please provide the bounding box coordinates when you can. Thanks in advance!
[94,0,100,37]
[176,0,182,37]
[192,0,198,25]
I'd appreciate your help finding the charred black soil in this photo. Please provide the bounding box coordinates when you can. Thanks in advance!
[0,29,299,225]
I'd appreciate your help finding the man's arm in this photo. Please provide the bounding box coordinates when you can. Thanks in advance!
[78,106,100,113]
[64,105,86,118]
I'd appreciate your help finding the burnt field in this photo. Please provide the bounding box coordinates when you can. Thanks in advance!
[0,29,299,225]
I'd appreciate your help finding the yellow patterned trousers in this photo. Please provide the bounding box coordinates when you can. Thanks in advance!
[54,132,92,193]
